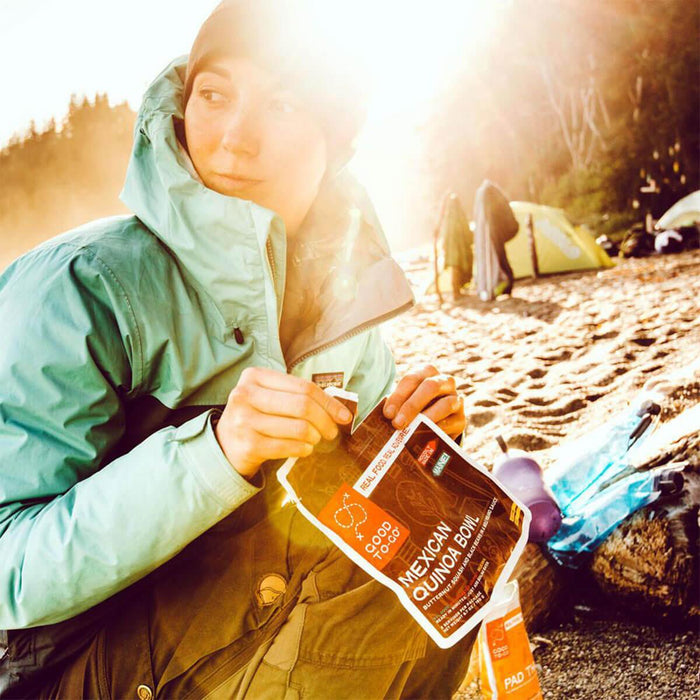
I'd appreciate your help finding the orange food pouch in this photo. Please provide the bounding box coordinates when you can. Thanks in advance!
[277,389,530,649]
[479,580,542,700]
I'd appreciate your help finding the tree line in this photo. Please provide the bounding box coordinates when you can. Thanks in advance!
[0,94,134,268]
[423,0,699,238]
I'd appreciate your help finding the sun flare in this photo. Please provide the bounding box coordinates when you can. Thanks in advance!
[306,0,509,251]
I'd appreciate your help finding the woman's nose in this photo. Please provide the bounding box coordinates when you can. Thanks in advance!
[220,105,261,157]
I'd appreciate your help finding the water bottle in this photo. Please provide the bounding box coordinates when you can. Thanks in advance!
[547,464,684,566]
[492,437,562,543]
[544,396,668,566]
[544,399,661,514]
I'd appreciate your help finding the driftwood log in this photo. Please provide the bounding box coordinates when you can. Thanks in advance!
[518,398,700,631]
[512,544,563,629]
[458,399,699,693]
[590,426,699,620]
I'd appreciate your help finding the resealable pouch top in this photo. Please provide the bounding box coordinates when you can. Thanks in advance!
[277,389,531,648]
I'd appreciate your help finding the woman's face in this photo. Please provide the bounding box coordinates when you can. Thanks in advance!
[184,56,328,237]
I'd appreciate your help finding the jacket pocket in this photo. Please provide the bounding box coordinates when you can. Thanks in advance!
[242,549,429,700]
[149,499,302,698]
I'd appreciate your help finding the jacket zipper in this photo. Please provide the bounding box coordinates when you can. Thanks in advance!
[265,237,285,348]
[288,299,413,372]
[268,231,413,372]
[266,238,277,282]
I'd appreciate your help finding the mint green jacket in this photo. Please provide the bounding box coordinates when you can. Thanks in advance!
[0,60,413,630]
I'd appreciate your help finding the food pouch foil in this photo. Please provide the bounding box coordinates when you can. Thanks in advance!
[277,389,530,648]
[479,580,543,699]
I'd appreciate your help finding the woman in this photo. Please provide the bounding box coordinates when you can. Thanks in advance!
[0,2,470,697]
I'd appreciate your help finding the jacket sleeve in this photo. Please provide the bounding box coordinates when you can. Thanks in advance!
[0,245,260,629]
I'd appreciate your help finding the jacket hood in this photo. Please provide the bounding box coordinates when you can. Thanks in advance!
[120,58,413,363]
[121,57,288,329]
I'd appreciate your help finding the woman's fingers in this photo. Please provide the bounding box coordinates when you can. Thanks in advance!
[436,411,467,440]
[242,367,353,429]
[241,387,348,440]
[247,411,323,445]
[386,371,456,429]
[217,364,465,482]
[216,367,355,478]
[244,385,340,441]
[383,364,464,438]
[383,364,439,421]
[422,394,463,426]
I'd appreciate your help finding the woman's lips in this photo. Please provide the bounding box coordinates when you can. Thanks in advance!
[214,173,263,189]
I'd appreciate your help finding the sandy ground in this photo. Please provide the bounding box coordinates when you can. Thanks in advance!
[386,249,700,699]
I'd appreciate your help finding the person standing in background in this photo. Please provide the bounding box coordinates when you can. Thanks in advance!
[473,179,519,301]
[438,191,474,300]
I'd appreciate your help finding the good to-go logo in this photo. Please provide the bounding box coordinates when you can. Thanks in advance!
[319,483,410,570]
[332,492,368,540]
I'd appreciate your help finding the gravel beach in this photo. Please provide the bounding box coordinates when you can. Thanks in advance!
[532,611,699,700]
[457,606,699,700]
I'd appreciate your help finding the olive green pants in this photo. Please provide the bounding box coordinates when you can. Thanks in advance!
[42,477,475,699]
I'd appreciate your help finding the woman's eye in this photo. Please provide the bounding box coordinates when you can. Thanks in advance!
[199,88,227,104]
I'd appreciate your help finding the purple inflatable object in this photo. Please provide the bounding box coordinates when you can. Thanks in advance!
[493,439,562,543]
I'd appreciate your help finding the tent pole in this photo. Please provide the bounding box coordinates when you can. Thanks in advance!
[527,213,540,278]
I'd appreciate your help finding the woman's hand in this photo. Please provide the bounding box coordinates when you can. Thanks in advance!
[215,367,354,479]
[383,364,465,439]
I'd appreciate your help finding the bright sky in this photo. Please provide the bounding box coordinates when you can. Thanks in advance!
[0,0,218,143]
[1,0,507,250]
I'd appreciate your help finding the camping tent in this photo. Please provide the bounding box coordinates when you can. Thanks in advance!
[427,201,613,296]
[655,190,700,230]
[507,202,613,278]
